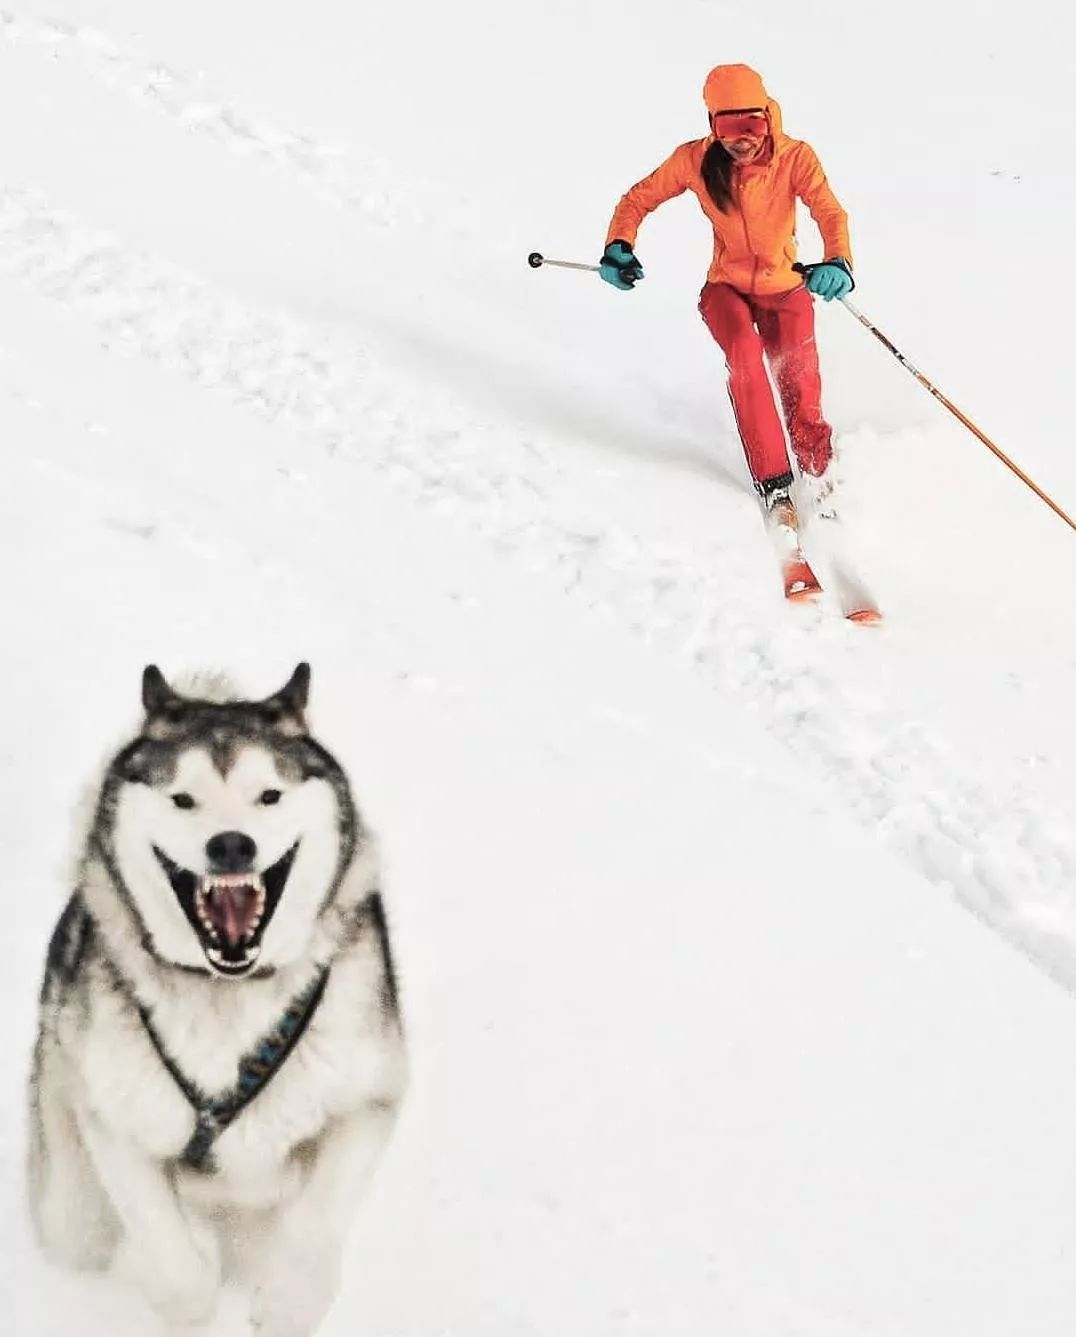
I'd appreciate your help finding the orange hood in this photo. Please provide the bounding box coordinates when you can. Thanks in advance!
[703,64,768,115]
[702,64,784,142]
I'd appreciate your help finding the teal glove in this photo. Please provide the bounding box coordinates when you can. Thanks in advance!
[599,240,645,290]
[803,258,853,301]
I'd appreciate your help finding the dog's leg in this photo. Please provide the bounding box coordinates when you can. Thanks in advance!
[79,1114,221,1327]
[28,1079,120,1271]
[250,1100,399,1337]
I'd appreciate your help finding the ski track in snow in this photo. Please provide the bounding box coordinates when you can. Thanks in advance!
[0,9,426,227]
[3,14,1076,994]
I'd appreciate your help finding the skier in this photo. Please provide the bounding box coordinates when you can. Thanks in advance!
[600,63,852,527]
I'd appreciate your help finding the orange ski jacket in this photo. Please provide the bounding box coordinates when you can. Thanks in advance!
[606,80,851,296]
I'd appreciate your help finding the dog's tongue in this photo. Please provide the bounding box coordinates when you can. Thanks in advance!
[207,885,259,948]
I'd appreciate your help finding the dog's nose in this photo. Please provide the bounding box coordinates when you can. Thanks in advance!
[205,830,257,873]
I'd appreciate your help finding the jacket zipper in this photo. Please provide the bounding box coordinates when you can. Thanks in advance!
[735,171,759,294]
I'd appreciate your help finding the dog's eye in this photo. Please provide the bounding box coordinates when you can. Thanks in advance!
[258,789,283,806]
[171,793,196,810]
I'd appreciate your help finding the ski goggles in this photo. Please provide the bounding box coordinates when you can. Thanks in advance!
[711,111,768,140]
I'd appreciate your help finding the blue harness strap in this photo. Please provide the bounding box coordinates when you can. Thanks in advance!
[138,968,330,1171]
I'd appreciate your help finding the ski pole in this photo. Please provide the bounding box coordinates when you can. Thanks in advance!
[528,251,600,273]
[793,264,1075,533]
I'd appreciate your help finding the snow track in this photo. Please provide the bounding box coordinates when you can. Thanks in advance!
[0,10,422,225]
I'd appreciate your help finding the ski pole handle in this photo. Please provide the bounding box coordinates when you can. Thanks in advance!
[792,260,854,291]
[528,251,600,273]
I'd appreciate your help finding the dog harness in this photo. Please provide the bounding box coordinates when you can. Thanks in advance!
[137,968,330,1171]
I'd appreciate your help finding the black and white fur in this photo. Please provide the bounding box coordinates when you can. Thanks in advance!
[28,665,407,1335]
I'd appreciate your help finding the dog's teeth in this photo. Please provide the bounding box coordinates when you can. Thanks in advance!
[204,873,263,891]
[206,942,261,973]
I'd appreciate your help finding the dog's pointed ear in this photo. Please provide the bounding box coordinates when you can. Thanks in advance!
[142,664,181,717]
[262,662,310,731]
[277,662,311,713]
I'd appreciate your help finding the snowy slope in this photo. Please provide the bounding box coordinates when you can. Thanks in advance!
[2,2,1076,1333]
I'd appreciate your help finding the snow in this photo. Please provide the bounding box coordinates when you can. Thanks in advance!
[2,1,1076,1333]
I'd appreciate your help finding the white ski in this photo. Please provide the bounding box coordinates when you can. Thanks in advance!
[798,483,883,625]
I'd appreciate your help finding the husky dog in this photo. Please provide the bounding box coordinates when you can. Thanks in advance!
[28,664,407,1336]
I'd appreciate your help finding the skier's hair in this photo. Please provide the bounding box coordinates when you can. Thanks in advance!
[701,140,735,213]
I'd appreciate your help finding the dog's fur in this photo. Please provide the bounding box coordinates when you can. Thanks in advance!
[27,665,407,1335]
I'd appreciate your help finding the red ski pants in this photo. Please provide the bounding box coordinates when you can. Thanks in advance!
[698,282,833,486]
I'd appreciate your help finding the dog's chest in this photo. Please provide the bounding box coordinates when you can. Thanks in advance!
[185,1007,398,1209]
[80,954,397,1174]
[178,1036,377,1207]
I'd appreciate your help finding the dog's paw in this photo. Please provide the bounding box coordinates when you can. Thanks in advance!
[115,1219,221,1327]
[249,1240,342,1337]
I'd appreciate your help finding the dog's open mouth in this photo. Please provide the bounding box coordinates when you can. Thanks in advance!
[152,843,299,977]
